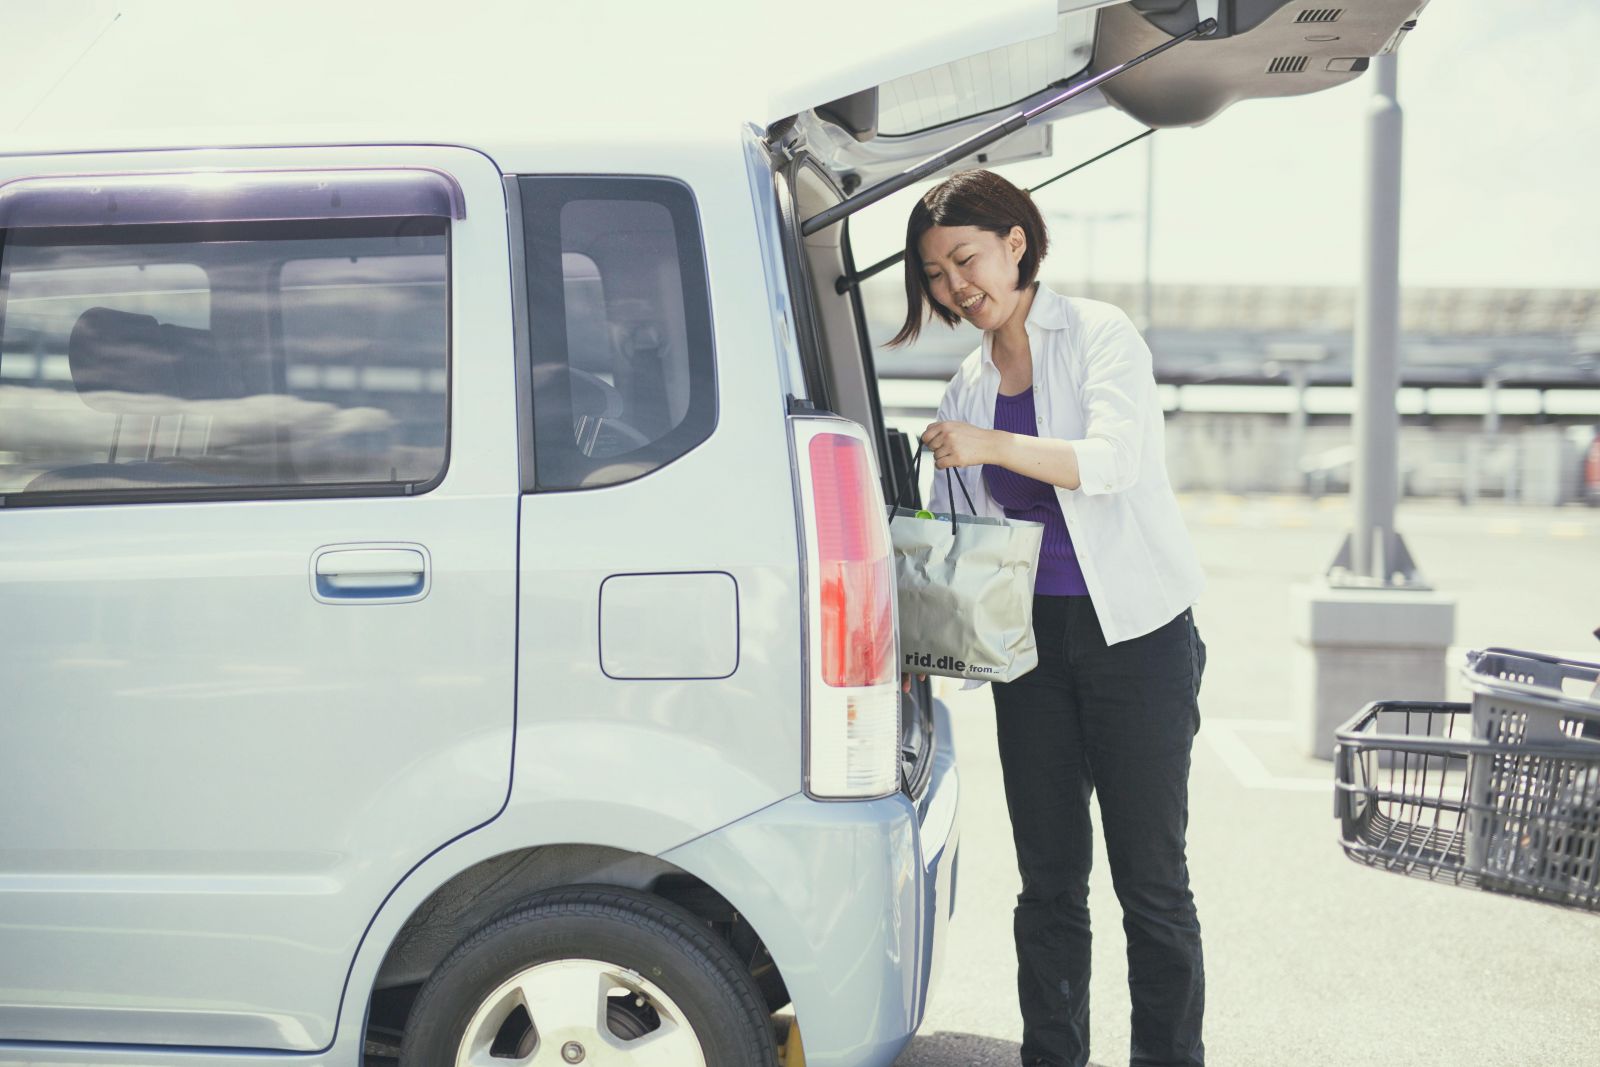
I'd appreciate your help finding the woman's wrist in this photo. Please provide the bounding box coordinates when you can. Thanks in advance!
[987,428,1015,468]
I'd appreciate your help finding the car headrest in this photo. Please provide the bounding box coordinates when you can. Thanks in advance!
[562,254,613,377]
[68,307,220,414]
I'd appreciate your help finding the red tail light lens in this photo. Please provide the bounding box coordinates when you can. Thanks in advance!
[808,433,895,688]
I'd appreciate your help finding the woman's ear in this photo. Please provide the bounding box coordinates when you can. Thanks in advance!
[1007,225,1027,264]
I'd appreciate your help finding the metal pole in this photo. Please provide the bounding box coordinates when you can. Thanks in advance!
[1349,55,1403,581]
[1142,135,1155,332]
[835,129,1155,295]
[1288,363,1309,487]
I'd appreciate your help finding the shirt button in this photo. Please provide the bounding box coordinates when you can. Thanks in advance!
[1036,416,1043,425]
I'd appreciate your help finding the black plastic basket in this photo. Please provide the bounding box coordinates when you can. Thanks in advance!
[1335,696,1600,912]
[1462,648,1600,905]
[1462,648,1600,749]
[1335,701,1480,890]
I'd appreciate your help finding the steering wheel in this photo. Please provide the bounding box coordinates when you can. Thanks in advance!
[560,366,652,458]
[579,413,652,458]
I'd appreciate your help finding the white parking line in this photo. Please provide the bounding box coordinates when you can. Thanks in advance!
[1201,718,1331,792]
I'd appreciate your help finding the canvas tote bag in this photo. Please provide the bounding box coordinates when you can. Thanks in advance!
[890,450,1043,682]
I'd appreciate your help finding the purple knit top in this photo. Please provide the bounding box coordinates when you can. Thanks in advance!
[984,389,1089,597]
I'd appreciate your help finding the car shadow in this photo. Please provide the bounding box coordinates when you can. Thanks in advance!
[894,1029,1111,1066]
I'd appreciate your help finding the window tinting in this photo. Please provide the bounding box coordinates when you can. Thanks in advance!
[519,177,715,491]
[0,218,448,502]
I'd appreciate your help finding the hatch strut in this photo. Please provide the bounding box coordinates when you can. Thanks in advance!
[800,17,1216,240]
[834,127,1155,294]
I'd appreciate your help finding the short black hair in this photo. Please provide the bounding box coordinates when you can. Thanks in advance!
[888,169,1049,347]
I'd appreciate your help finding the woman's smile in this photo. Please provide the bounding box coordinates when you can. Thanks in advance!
[917,223,1030,336]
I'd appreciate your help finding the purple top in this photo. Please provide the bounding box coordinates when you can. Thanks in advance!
[984,388,1089,597]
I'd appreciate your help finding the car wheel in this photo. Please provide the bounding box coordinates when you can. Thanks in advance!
[398,886,778,1067]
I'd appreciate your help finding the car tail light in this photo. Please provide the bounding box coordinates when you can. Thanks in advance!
[810,433,896,688]
[795,422,899,799]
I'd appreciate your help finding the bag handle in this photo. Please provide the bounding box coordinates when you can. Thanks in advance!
[901,443,977,534]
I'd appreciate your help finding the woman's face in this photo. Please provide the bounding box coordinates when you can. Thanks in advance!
[917,223,1028,333]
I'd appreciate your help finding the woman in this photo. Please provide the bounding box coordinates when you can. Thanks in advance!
[893,169,1207,1067]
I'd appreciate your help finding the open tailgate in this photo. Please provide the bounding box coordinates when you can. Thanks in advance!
[772,1,1429,188]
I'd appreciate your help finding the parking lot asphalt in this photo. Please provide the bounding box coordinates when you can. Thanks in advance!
[895,494,1600,1067]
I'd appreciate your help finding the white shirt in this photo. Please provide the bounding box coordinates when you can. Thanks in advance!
[927,284,1204,647]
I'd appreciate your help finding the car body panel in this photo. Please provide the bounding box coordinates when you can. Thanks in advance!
[0,144,518,1049]
[661,698,961,1067]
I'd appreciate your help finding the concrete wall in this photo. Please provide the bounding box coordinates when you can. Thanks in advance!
[1163,415,1598,502]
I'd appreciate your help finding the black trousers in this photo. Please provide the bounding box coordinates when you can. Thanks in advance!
[991,596,1207,1067]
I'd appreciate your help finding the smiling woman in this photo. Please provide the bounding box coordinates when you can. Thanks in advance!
[890,169,1048,347]
[894,168,1209,1067]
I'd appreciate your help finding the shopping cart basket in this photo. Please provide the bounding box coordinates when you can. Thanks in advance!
[1334,648,1600,911]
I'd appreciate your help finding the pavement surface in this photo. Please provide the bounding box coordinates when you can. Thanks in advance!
[893,494,1600,1067]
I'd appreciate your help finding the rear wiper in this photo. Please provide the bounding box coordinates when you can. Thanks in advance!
[834,127,1156,295]
[802,16,1216,241]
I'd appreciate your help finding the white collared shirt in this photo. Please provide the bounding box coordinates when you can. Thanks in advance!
[927,283,1205,647]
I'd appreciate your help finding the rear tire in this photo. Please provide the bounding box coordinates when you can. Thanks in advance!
[398,886,778,1067]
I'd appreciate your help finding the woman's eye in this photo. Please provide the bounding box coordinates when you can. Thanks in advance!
[957,256,974,266]
[925,273,942,282]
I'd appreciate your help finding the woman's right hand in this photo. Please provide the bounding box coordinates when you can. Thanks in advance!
[921,420,1000,470]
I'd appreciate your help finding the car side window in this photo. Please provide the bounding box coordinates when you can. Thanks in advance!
[0,216,449,504]
[517,176,716,491]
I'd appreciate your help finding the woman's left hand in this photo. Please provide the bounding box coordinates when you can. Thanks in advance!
[922,420,1001,469]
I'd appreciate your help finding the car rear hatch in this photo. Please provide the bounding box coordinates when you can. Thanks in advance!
[760,0,1428,190]
[755,1,1430,801]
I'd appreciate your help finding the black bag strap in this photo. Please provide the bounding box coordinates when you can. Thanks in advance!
[901,443,977,534]
[894,443,924,512]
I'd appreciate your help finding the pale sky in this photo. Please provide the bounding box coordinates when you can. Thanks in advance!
[6,2,1595,290]
[850,1,1600,291]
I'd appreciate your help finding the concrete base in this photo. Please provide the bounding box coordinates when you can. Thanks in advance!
[1291,580,1458,759]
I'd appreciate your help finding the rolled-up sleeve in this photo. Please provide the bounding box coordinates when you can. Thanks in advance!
[1070,310,1154,497]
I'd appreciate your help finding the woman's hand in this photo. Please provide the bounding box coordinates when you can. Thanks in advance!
[930,419,1086,491]
[922,420,1002,470]
[901,671,928,693]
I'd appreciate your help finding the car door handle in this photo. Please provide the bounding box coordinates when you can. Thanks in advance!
[311,544,430,603]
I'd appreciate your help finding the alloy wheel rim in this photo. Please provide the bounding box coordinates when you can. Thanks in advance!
[454,957,709,1067]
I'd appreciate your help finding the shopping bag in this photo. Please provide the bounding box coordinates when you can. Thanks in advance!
[890,453,1043,682]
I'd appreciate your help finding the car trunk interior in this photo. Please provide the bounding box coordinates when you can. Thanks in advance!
[790,164,892,461]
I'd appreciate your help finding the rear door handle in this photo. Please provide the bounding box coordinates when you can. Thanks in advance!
[311,544,430,604]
